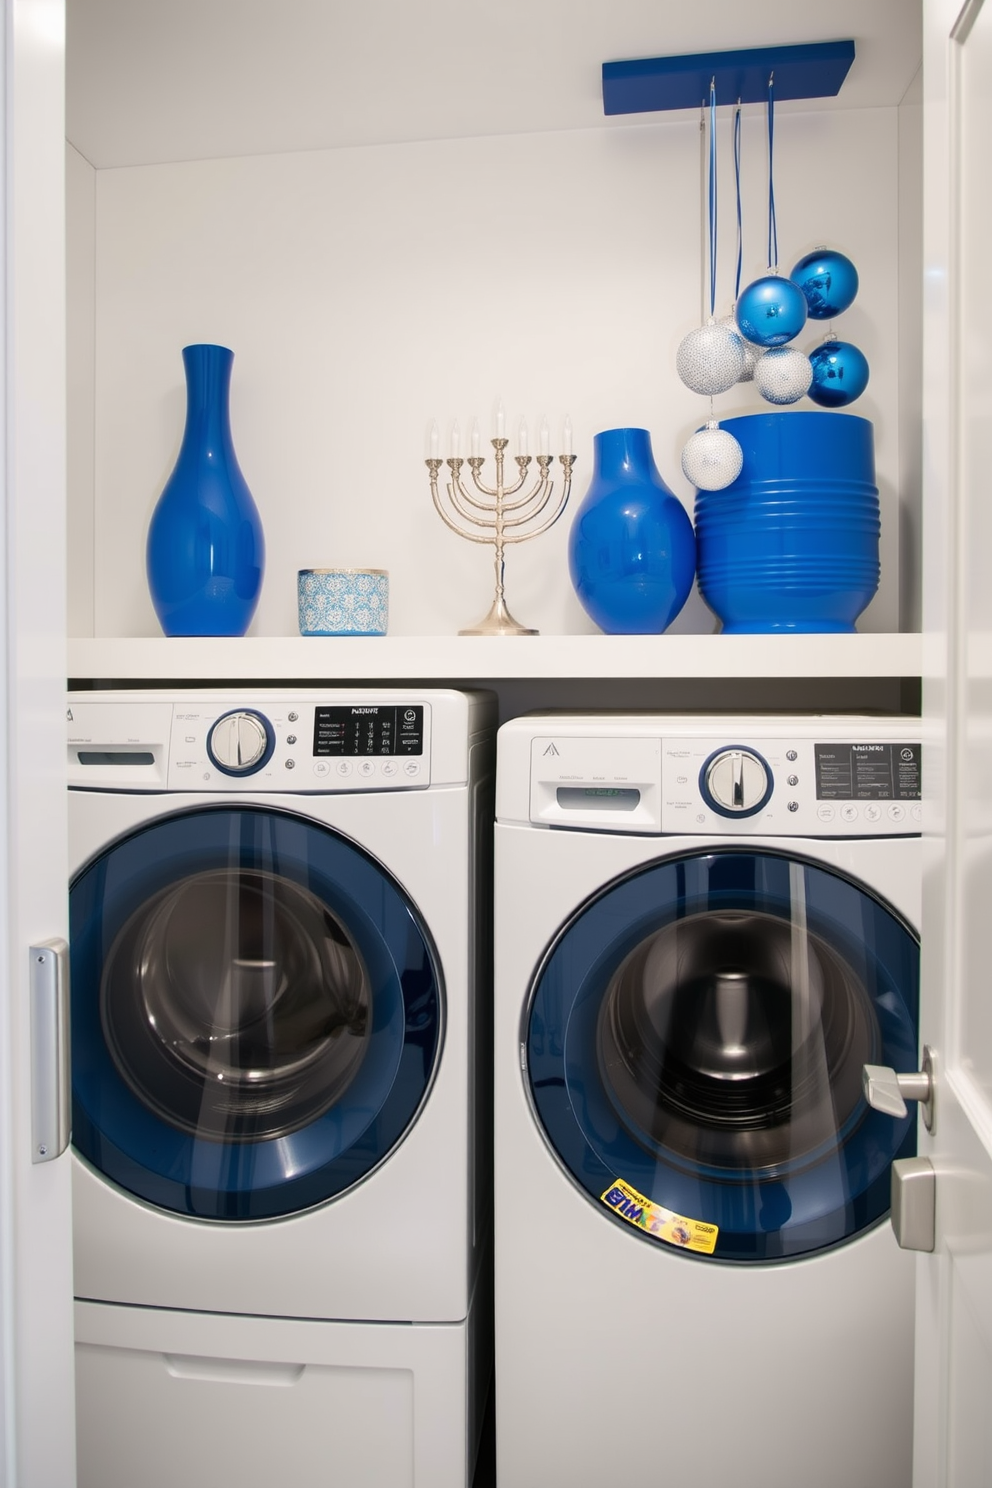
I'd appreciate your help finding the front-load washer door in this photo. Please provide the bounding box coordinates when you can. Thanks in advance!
[70,805,442,1220]
[526,848,918,1263]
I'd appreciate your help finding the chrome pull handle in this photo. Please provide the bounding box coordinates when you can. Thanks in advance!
[29,938,70,1163]
[890,1157,936,1252]
[862,1045,935,1133]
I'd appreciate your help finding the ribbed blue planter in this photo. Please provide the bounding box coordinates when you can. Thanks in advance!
[694,411,879,634]
[568,427,695,634]
[146,344,265,637]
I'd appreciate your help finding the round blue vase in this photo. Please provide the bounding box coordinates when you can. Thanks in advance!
[146,344,265,636]
[568,427,695,634]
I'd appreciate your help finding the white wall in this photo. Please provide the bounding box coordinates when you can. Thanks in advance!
[76,106,905,639]
[897,68,923,634]
[67,141,95,637]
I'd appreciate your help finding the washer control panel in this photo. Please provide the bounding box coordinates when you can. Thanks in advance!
[663,734,921,835]
[528,730,921,835]
[67,698,432,791]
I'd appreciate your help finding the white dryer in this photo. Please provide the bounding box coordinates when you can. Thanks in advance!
[67,688,495,1488]
[494,714,921,1488]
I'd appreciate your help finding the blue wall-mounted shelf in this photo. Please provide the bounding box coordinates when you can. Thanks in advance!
[602,40,856,116]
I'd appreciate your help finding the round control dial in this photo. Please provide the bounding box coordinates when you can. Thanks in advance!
[207,710,275,776]
[700,746,773,817]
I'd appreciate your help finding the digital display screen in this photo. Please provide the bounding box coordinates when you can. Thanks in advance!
[814,742,921,801]
[76,751,155,766]
[313,705,424,757]
[556,786,640,812]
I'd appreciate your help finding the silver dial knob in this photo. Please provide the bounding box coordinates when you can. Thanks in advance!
[208,711,271,774]
[703,748,771,814]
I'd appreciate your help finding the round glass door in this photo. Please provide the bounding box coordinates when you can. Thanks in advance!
[526,849,918,1263]
[71,806,443,1220]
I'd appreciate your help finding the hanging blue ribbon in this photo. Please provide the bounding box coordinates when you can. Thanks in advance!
[733,101,742,302]
[708,79,717,317]
[767,75,778,271]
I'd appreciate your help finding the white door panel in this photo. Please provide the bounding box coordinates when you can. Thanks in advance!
[0,1,76,1483]
[919,0,992,1482]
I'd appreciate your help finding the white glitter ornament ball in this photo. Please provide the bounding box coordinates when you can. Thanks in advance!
[676,318,746,396]
[681,420,744,491]
[719,315,764,383]
[754,346,813,405]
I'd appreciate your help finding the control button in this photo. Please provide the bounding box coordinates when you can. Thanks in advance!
[787,801,799,813]
[888,803,906,822]
[287,734,297,745]
[702,747,772,815]
[208,710,272,774]
[864,804,882,823]
[817,805,835,822]
[313,760,330,778]
[786,750,798,762]
[911,804,922,822]
[288,712,299,723]
[358,761,376,777]
[335,761,354,777]
[403,761,421,777]
[185,735,196,744]
[841,804,859,822]
[382,761,398,777]
[285,758,296,770]
[788,775,799,787]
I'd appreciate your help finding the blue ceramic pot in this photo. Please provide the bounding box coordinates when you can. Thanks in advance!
[693,411,879,634]
[568,427,695,634]
[146,344,265,636]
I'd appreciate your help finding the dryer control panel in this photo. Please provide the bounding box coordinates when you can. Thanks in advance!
[523,725,922,836]
[67,696,434,792]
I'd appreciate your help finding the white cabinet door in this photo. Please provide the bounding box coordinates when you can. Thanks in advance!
[0,1,76,1484]
[918,1,992,1482]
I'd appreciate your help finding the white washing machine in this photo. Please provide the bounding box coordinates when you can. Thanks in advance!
[67,688,496,1488]
[494,714,922,1488]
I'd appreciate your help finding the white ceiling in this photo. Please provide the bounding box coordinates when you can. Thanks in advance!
[65,0,923,170]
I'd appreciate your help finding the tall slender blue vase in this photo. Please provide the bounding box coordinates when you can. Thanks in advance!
[146,344,265,636]
[568,427,695,634]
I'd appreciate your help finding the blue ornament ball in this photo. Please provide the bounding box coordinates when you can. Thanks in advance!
[807,339,870,407]
[735,275,808,347]
[790,248,859,319]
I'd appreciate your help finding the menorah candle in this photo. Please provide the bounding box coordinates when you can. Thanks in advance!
[425,411,575,636]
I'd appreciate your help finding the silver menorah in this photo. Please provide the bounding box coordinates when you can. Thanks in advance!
[426,431,575,636]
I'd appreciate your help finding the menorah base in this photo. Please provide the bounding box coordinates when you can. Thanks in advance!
[458,595,538,637]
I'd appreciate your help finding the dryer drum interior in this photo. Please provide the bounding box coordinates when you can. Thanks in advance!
[101,868,373,1142]
[598,908,875,1172]
[526,849,919,1262]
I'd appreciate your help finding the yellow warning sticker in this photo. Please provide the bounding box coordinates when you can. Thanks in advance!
[600,1179,719,1254]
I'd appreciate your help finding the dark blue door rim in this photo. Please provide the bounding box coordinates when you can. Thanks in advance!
[524,845,919,1265]
[70,803,444,1222]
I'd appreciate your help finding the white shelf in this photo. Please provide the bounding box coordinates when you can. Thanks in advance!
[67,633,922,683]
